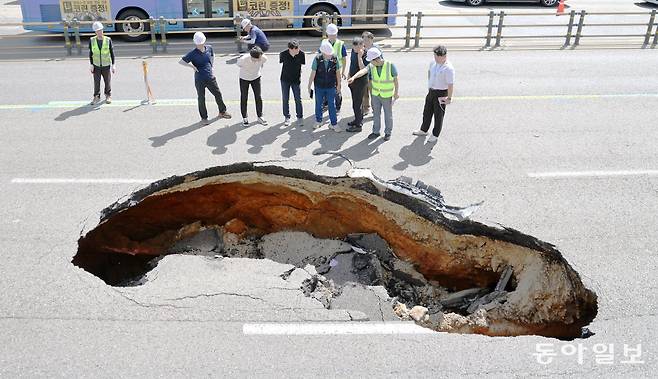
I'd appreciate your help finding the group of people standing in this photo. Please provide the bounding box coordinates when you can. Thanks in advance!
[89,20,455,144]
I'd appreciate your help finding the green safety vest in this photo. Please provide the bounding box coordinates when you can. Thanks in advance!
[90,36,111,67]
[322,38,345,64]
[370,61,394,98]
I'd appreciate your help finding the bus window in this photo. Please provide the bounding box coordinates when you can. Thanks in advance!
[352,0,389,25]
[183,0,233,27]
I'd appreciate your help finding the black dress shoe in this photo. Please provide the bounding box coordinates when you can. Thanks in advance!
[367,132,379,139]
[346,125,362,133]
[347,120,356,126]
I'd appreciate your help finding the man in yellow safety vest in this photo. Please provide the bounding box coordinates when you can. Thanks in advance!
[347,48,399,141]
[88,21,116,105]
[321,23,347,114]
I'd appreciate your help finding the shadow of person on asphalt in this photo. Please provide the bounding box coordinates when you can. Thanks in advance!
[148,116,220,147]
[54,103,101,121]
[280,114,355,158]
[316,135,386,168]
[246,121,293,154]
[206,121,248,154]
[393,136,435,171]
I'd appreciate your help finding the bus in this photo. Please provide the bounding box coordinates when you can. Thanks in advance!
[20,0,398,41]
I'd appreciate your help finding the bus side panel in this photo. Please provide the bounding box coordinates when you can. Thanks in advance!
[295,0,349,28]
[21,0,62,31]
[387,0,397,25]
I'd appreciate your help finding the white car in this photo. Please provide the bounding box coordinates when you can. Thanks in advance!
[452,0,559,6]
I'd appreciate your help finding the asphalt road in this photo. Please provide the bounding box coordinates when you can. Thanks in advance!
[0,47,657,377]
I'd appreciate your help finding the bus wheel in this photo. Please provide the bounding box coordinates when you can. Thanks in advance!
[304,4,339,36]
[116,9,150,42]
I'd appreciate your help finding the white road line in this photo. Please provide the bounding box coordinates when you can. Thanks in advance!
[242,322,435,335]
[10,178,155,184]
[528,170,658,178]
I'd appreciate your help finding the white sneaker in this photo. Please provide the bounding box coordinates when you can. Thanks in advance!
[284,117,291,126]
[243,118,249,126]
[413,130,428,136]
[258,117,268,126]
[330,124,343,132]
[297,117,304,127]
[427,135,438,143]
[314,121,323,129]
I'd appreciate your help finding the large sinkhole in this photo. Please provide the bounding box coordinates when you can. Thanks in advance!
[73,163,597,339]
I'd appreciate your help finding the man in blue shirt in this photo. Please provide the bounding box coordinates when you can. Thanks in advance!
[240,19,270,52]
[179,32,232,125]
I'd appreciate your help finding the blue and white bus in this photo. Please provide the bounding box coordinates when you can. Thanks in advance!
[20,0,398,41]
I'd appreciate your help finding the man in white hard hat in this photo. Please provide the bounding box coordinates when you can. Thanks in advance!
[348,47,399,141]
[239,18,270,52]
[308,40,341,130]
[320,23,346,114]
[88,21,115,105]
[179,32,232,125]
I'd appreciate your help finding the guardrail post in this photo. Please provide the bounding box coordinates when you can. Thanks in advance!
[234,15,242,53]
[563,9,576,47]
[73,18,82,55]
[414,11,423,48]
[63,20,72,56]
[404,11,412,48]
[573,10,586,47]
[484,10,495,48]
[159,16,167,53]
[321,14,329,39]
[644,9,656,47]
[494,11,504,48]
[149,17,157,53]
[653,21,658,48]
[332,12,338,26]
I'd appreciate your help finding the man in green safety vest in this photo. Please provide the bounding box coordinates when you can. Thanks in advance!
[321,23,347,114]
[347,48,399,141]
[88,21,116,105]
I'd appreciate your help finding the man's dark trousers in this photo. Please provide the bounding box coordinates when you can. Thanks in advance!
[348,78,367,125]
[420,89,448,137]
[281,80,302,119]
[195,77,228,120]
[93,66,111,97]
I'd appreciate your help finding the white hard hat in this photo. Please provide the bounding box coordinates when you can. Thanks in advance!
[92,21,103,31]
[320,40,333,55]
[193,31,206,45]
[325,23,338,35]
[241,18,251,29]
[366,47,382,62]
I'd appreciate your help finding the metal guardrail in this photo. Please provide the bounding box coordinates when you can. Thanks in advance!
[1,9,657,56]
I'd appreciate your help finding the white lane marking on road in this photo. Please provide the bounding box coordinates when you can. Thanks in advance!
[528,170,658,178]
[0,93,657,110]
[10,178,155,184]
[242,322,435,335]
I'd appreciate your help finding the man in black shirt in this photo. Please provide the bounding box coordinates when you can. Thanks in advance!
[346,37,367,132]
[279,40,305,126]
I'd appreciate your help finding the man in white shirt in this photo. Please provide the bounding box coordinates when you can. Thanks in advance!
[413,45,454,143]
[237,46,268,126]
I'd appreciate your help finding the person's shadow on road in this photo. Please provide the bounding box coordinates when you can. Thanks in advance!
[316,135,385,168]
[149,117,220,147]
[393,137,436,171]
[247,121,294,154]
[54,103,101,121]
[207,121,248,154]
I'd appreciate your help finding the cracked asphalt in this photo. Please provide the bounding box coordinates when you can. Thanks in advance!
[0,45,657,377]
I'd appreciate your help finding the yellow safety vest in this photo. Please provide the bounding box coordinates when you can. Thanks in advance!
[370,61,394,98]
[91,36,111,67]
[322,38,345,64]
